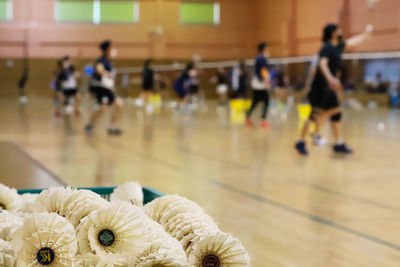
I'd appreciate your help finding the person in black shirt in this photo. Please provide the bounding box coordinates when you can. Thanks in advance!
[210,67,228,105]
[231,61,248,99]
[140,59,159,104]
[295,23,372,155]
[85,40,123,135]
[18,67,29,103]
[238,61,248,98]
[56,56,81,116]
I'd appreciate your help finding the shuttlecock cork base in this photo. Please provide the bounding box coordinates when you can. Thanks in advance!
[203,255,220,267]
[36,247,55,265]
[98,229,115,247]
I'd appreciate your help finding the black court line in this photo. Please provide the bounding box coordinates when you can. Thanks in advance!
[10,141,67,186]
[291,180,400,213]
[210,179,400,252]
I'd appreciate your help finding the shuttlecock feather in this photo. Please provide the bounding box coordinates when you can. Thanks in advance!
[12,212,78,267]
[18,193,38,213]
[0,239,15,267]
[33,187,75,214]
[187,232,250,267]
[128,240,188,267]
[144,195,203,223]
[110,182,143,206]
[0,183,21,212]
[76,202,147,265]
[60,189,109,227]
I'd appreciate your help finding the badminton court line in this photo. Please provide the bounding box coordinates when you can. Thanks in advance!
[210,179,400,252]
[291,180,400,213]
[11,141,67,186]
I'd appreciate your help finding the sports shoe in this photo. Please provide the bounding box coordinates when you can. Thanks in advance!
[295,141,308,156]
[313,135,327,146]
[333,143,353,154]
[259,120,271,129]
[85,124,94,135]
[107,128,123,136]
[245,118,254,127]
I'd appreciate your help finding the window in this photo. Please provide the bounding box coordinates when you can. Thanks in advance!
[180,2,220,25]
[0,0,12,21]
[100,1,139,23]
[55,1,94,23]
[55,0,139,24]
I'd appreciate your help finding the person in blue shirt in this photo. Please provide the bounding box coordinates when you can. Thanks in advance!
[85,40,123,135]
[173,63,194,104]
[246,42,271,129]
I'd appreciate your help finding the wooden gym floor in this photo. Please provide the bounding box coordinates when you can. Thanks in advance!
[0,95,400,266]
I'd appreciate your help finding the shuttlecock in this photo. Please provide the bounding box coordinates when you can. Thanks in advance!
[128,240,188,267]
[141,216,188,262]
[110,182,143,206]
[74,253,115,267]
[12,212,78,267]
[0,239,15,267]
[60,189,109,227]
[188,232,250,267]
[0,211,23,241]
[0,183,21,212]
[144,195,203,223]
[76,202,147,265]
[33,186,75,214]
[18,193,38,213]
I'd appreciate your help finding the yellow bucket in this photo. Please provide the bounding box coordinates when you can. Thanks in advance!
[230,99,251,112]
[149,94,161,107]
[229,99,251,124]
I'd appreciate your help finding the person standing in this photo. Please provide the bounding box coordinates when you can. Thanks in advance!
[141,59,157,104]
[295,24,372,155]
[57,56,81,116]
[246,42,271,129]
[85,40,123,135]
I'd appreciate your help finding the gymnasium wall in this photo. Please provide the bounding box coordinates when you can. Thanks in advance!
[1,0,399,60]
[1,0,400,97]
[256,0,400,57]
[0,0,257,60]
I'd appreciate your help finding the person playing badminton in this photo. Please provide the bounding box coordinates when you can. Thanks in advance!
[295,23,373,155]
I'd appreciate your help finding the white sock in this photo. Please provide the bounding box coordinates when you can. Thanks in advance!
[336,140,344,145]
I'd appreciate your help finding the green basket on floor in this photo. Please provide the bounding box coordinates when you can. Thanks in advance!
[17,186,164,204]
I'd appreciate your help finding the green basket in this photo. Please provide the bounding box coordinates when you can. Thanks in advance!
[17,186,164,204]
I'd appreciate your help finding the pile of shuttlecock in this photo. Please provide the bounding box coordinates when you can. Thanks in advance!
[145,195,250,267]
[0,182,250,266]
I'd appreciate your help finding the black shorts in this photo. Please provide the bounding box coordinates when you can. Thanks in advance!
[95,87,116,105]
[63,89,78,98]
[308,89,339,110]
[89,86,98,96]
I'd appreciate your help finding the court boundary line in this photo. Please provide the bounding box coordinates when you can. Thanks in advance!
[211,179,400,251]
[291,180,400,213]
[178,143,400,213]
[10,141,67,186]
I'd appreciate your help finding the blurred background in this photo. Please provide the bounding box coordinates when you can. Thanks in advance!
[1,1,400,266]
